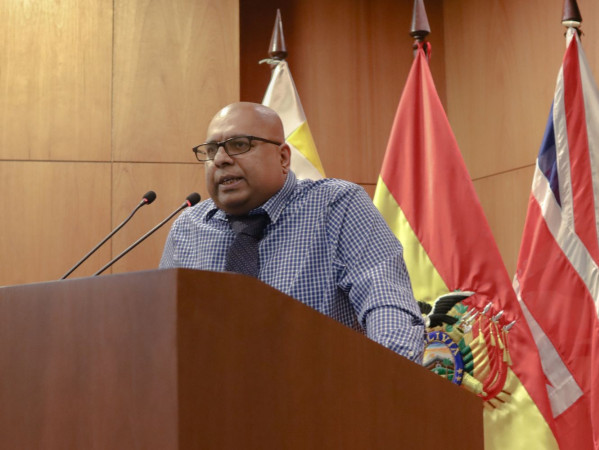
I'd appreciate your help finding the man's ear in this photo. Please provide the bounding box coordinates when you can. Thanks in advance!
[280,143,291,174]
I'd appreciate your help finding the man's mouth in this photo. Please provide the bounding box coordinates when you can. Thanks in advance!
[220,176,242,185]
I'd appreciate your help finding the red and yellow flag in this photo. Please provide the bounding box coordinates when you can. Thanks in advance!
[373,43,558,448]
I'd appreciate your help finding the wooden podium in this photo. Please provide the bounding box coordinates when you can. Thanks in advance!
[0,269,483,449]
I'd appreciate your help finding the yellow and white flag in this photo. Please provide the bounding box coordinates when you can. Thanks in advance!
[262,60,325,180]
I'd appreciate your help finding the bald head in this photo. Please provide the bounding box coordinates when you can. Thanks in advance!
[207,102,285,143]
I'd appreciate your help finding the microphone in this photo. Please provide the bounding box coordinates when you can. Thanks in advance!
[60,191,157,279]
[93,192,201,276]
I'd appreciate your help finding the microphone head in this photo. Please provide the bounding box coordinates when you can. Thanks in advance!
[142,191,157,204]
[185,192,201,207]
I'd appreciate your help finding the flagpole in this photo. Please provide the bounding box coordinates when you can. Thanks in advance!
[410,0,430,57]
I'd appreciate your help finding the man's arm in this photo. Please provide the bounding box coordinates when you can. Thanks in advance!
[334,185,425,363]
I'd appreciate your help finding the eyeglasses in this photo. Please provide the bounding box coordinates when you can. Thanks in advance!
[192,135,282,162]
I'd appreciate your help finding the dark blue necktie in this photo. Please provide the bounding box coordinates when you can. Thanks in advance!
[225,214,270,277]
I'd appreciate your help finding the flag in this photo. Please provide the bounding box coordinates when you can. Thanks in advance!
[262,60,325,180]
[373,42,558,448]
[515,27,599,449]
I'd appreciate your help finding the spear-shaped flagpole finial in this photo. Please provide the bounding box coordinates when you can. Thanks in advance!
[268,9,288,61]
[562,0,582,31]
[410,0,430,45]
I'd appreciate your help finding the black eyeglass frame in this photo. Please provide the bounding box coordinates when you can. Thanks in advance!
[192,135,282,162]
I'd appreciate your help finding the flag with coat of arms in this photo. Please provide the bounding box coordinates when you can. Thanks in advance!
[374,40,559,448]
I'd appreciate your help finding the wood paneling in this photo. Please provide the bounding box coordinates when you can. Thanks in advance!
[0,162,111,285]
[579,2,599,70]
[473,165,535,275]
[0,0,112,161]
[443,0,599,180]
[240,0,446,184]
[0,0,239,285]
[109,162,208,274]
[113,0,239,164]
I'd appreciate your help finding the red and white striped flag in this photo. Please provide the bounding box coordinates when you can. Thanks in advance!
[515,27,599,449]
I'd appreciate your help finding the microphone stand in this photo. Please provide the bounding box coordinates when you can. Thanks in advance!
[60,192,156,279]
[93,193,200,276]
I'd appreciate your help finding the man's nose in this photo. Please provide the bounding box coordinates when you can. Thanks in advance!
[213,145,233,165]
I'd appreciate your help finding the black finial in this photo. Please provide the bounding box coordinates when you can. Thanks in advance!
[410,0,430,43]
[268,9,288,61]
[562,0,582,24]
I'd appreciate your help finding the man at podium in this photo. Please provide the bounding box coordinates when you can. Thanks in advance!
[160,102,424,363]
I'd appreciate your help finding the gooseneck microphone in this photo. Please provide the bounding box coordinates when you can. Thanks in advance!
[60,191,157,280]
[93,192,201,276]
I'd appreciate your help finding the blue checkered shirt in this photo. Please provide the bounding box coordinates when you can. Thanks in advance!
[160,172,424,363]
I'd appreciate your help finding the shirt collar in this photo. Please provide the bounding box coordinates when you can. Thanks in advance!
[205,171,297,223]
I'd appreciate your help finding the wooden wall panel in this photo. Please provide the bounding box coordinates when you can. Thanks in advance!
[1,0,239,285]
[0,0,112,161]
[473,167,535,276]
[113,0,239,164]
[109,163,208,274]
[443,0,599,180]
[0,162,111,285]
[240,0,446,184]
[579,2,599,70]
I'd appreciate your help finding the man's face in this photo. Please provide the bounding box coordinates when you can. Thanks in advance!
[204,105,290,216]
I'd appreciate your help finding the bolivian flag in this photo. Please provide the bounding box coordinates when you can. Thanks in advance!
[263,60,325,180]
[373,43,558,449]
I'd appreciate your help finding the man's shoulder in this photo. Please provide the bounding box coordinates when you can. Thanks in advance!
[173,197,218,227]
[294,177,368,205]
[297,177,363,196]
